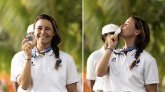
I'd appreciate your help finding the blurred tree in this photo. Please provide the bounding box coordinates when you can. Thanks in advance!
[84,0,165,85]
[0,0,82,73]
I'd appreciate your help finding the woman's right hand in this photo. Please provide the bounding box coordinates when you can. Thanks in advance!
[105,34,118,49]
[21,38,34,59]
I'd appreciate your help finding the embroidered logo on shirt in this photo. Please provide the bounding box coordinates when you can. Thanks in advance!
[136,59,140,65]
[111,58,116,62]
[31,61,35,66]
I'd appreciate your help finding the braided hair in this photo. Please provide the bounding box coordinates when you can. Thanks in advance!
[129,16,150,70]
[34,14,62,70]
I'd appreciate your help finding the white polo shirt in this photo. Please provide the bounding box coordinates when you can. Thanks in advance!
[103,49,159,92]
[86,47,106,91]
[10,48,80,92]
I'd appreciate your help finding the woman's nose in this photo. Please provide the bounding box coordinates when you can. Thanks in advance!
[41,28,46,34]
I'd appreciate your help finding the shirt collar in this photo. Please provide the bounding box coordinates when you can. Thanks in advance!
[100,45,137,56]
[113,47,136,55]
[32,47,53,57]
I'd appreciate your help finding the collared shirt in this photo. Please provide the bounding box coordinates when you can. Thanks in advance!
[86,46,107,91]
[10,47,80,92]
[103,49,159,92]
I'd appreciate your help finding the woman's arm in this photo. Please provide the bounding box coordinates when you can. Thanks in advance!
[95,34,118,77]
[66,83,77,92]
[95,49,113,77]
[87,80,95,92]
[11,82,18,92]
[17,39,33,90]
[17,59,32,90]
[145,84,157,92]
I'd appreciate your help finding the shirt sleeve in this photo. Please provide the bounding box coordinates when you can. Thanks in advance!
[10,52,25,82]
[86,53,96,80]
[17,86,31,92]
[66,56,80,85]
[144,57,159,85]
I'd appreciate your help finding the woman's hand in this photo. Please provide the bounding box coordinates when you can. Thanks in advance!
[21,38,34,59]
[105,34,118,49]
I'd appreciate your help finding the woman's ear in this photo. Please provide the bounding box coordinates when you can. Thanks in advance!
[135,30,141,35]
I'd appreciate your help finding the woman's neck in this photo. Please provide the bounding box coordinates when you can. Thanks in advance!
[36,43,51,52]
[124,38,136,49]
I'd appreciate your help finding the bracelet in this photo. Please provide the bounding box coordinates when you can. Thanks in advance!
[26,58,31,61]
[106,47,114,51]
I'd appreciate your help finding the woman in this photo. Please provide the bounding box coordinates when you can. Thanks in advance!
[96,16,159,92]
[10,14,79,92]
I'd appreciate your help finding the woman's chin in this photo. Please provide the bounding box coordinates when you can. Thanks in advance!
[38,40,47,44]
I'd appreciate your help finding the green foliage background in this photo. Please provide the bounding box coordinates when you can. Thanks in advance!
[84,0,165,86]
[0,0,82,73]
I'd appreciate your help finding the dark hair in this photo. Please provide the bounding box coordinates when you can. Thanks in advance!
[34,14,62,70]
[129,16,150,69]
[101,35,105,42]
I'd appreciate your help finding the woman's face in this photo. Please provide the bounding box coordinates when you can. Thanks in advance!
[34,19,55,46]
[120,17,139,38]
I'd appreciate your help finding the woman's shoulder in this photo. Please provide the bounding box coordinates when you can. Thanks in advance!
[140,50,156,62]
[13,51,25,58]
[141,50,154,58]
[59,51,74,61]
[60,51,71,56]
[11,51,26,64]
[89,48,103,58]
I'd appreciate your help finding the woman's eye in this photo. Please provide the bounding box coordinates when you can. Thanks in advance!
[46,28,50,30]
[37,27,42,30]
[45,27,51,31]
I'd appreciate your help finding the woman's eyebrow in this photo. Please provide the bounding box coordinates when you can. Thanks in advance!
[45,26,52,29]
[36,26,42,28]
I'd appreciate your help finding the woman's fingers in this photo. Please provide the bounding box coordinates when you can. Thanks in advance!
[22,38,29,50]
[22,38,28,45]
[23,42,33,57]
[106,34,118,49]
[21,37,33,59]
[22,41,33,55]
